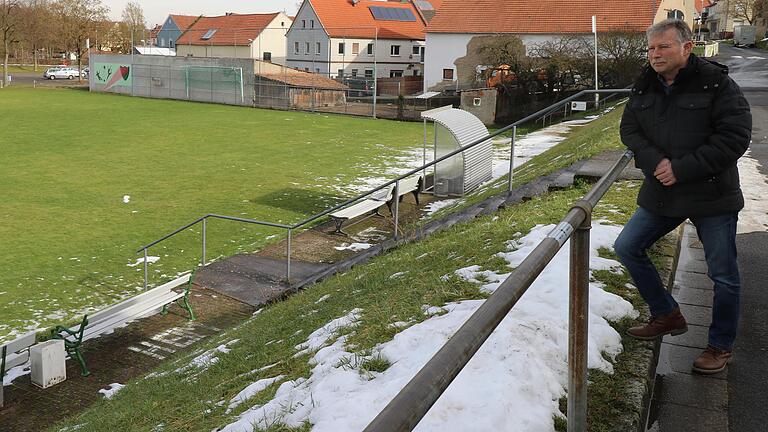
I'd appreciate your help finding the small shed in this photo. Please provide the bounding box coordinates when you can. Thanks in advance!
[421,106,493,197]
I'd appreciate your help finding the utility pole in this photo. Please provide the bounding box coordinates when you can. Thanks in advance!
[592,15,599,107]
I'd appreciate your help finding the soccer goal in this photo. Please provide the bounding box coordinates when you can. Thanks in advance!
[184,66,245,104]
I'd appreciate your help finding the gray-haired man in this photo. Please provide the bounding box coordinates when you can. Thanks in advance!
[614,19,751,374]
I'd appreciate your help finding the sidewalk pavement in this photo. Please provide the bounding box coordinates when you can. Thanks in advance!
[648,222,729,431]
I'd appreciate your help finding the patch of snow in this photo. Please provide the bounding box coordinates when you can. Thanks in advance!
[122,195,130,203]
[127,256,160,267]
[2,362,30,386]
[421,199,461,216]
[98,383,125,399]
[226,375,286,413]
[293,309,362,358]
[388,271,408,279]
[315,295,331,304]
[219,223,635,432]
[334,243,373,251]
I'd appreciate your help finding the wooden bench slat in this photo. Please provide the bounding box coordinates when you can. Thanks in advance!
[330,199,387,220]
[3,351,30,371]
[1,332,36,356]
[80,291,185,343]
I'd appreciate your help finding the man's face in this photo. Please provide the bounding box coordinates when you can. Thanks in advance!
[647,28,693,77]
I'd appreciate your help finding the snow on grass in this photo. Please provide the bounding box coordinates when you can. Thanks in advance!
[98,383,125,399]
[122,195,130,203]
[219,223,635,432]
[127,256,160,267]
[226,375,286,414]
[334,243,373,251]
[2,361,30,386]
[315,294,332,304]
[292,309,362,359]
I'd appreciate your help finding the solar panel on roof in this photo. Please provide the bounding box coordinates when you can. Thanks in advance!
[415,0,434,10]
[369,6,416,22]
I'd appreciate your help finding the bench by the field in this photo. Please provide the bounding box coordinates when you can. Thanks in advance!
[1,331,36,407]
[329,176,422,236]
[51,274,195,376]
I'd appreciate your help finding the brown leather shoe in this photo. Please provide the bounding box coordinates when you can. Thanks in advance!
[693,346,732,374]
[627,307,688,340]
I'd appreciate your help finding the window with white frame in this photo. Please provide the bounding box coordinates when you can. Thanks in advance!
[295,41,300,54]
[390,45,400,56]
[412,46,420,55]
[306,42,310,54]
[316,42,321,54]
[364,69,373,78]
[302,19,306,28]
[339,42,345,54]
[367,43,374,55]
[351,69,358,76]
[390,70,403,77]
[352,43,359,54]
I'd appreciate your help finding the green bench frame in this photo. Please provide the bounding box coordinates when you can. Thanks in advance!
[51,273,195,376]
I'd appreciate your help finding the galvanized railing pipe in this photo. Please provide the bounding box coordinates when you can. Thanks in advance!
[507,125,516,193]
[393,179,400,239]
[363,150,633,432]
[202,218,207,266]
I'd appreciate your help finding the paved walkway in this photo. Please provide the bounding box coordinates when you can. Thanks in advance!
[648,223,729,431]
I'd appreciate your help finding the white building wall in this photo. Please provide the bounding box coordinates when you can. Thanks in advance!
[286,2,331,74]
[425,32,593,91]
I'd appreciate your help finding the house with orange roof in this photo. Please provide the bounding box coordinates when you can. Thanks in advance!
[423,0,696,92]
[157,15,201,49]
[175,13,293,64]
[286,0,440,79]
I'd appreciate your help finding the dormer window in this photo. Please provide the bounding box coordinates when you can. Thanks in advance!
[201,29,217,40]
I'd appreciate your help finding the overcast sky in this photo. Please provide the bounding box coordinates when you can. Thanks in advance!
[101,1,300,27]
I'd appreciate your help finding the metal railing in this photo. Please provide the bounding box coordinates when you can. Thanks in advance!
[363,149,634,432]
[136,88,631,290]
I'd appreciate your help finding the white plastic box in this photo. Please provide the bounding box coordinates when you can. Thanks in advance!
[30,339,67,389]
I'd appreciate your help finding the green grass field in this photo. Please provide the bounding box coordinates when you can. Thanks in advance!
[0,87,429,342]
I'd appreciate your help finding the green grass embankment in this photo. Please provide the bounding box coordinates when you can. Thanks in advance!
[51,108,662,432]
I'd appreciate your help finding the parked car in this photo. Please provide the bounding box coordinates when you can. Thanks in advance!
[43,67,81,80]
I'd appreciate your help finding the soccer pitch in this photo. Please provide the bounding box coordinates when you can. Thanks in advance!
[0,87,428,341]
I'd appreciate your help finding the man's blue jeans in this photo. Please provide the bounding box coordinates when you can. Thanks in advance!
[614,207,740,351]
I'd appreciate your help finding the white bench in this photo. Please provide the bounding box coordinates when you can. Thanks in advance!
[385,175,422,213]
[1,331,36,407]
[51,273,194,376]
[329,176,422,236]
[329,187,393,235]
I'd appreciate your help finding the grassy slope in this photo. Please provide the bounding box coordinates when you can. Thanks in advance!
[51,108,656,432]
[0,87,428,341]
[426,104,626,222]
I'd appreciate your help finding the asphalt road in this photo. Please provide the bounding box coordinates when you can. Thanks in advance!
[4,70,88,87]
[714,44,768,432]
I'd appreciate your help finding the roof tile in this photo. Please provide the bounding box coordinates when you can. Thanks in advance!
[308,0,426,40]
[427,0,657,34]
[177,13,282,46]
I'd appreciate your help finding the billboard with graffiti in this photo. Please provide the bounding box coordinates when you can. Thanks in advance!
[93,63,132,90]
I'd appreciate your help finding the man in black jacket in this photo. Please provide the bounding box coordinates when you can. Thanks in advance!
[614,19,752,374]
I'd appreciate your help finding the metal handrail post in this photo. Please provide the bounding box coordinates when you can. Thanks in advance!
[508,125,516,192]
[286,228,292,284]
[143,249,148,290]
[201,218,207,266]
[568,203,592,432]
[393,180,400,239]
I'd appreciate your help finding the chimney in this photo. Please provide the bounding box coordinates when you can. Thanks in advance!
[351,0,359,5]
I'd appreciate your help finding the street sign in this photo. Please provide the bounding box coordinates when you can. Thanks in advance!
[571,101,587,111]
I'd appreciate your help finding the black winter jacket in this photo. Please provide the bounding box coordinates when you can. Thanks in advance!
[620,54,752,217]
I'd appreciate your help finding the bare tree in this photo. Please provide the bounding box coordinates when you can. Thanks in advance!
[53,0,108,81]
[0,0,20,88]
[121,1,144,50]
[19,0,53,71]
[730,0,768,25]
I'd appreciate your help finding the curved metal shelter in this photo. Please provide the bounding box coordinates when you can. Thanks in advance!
[421,106,493,197]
